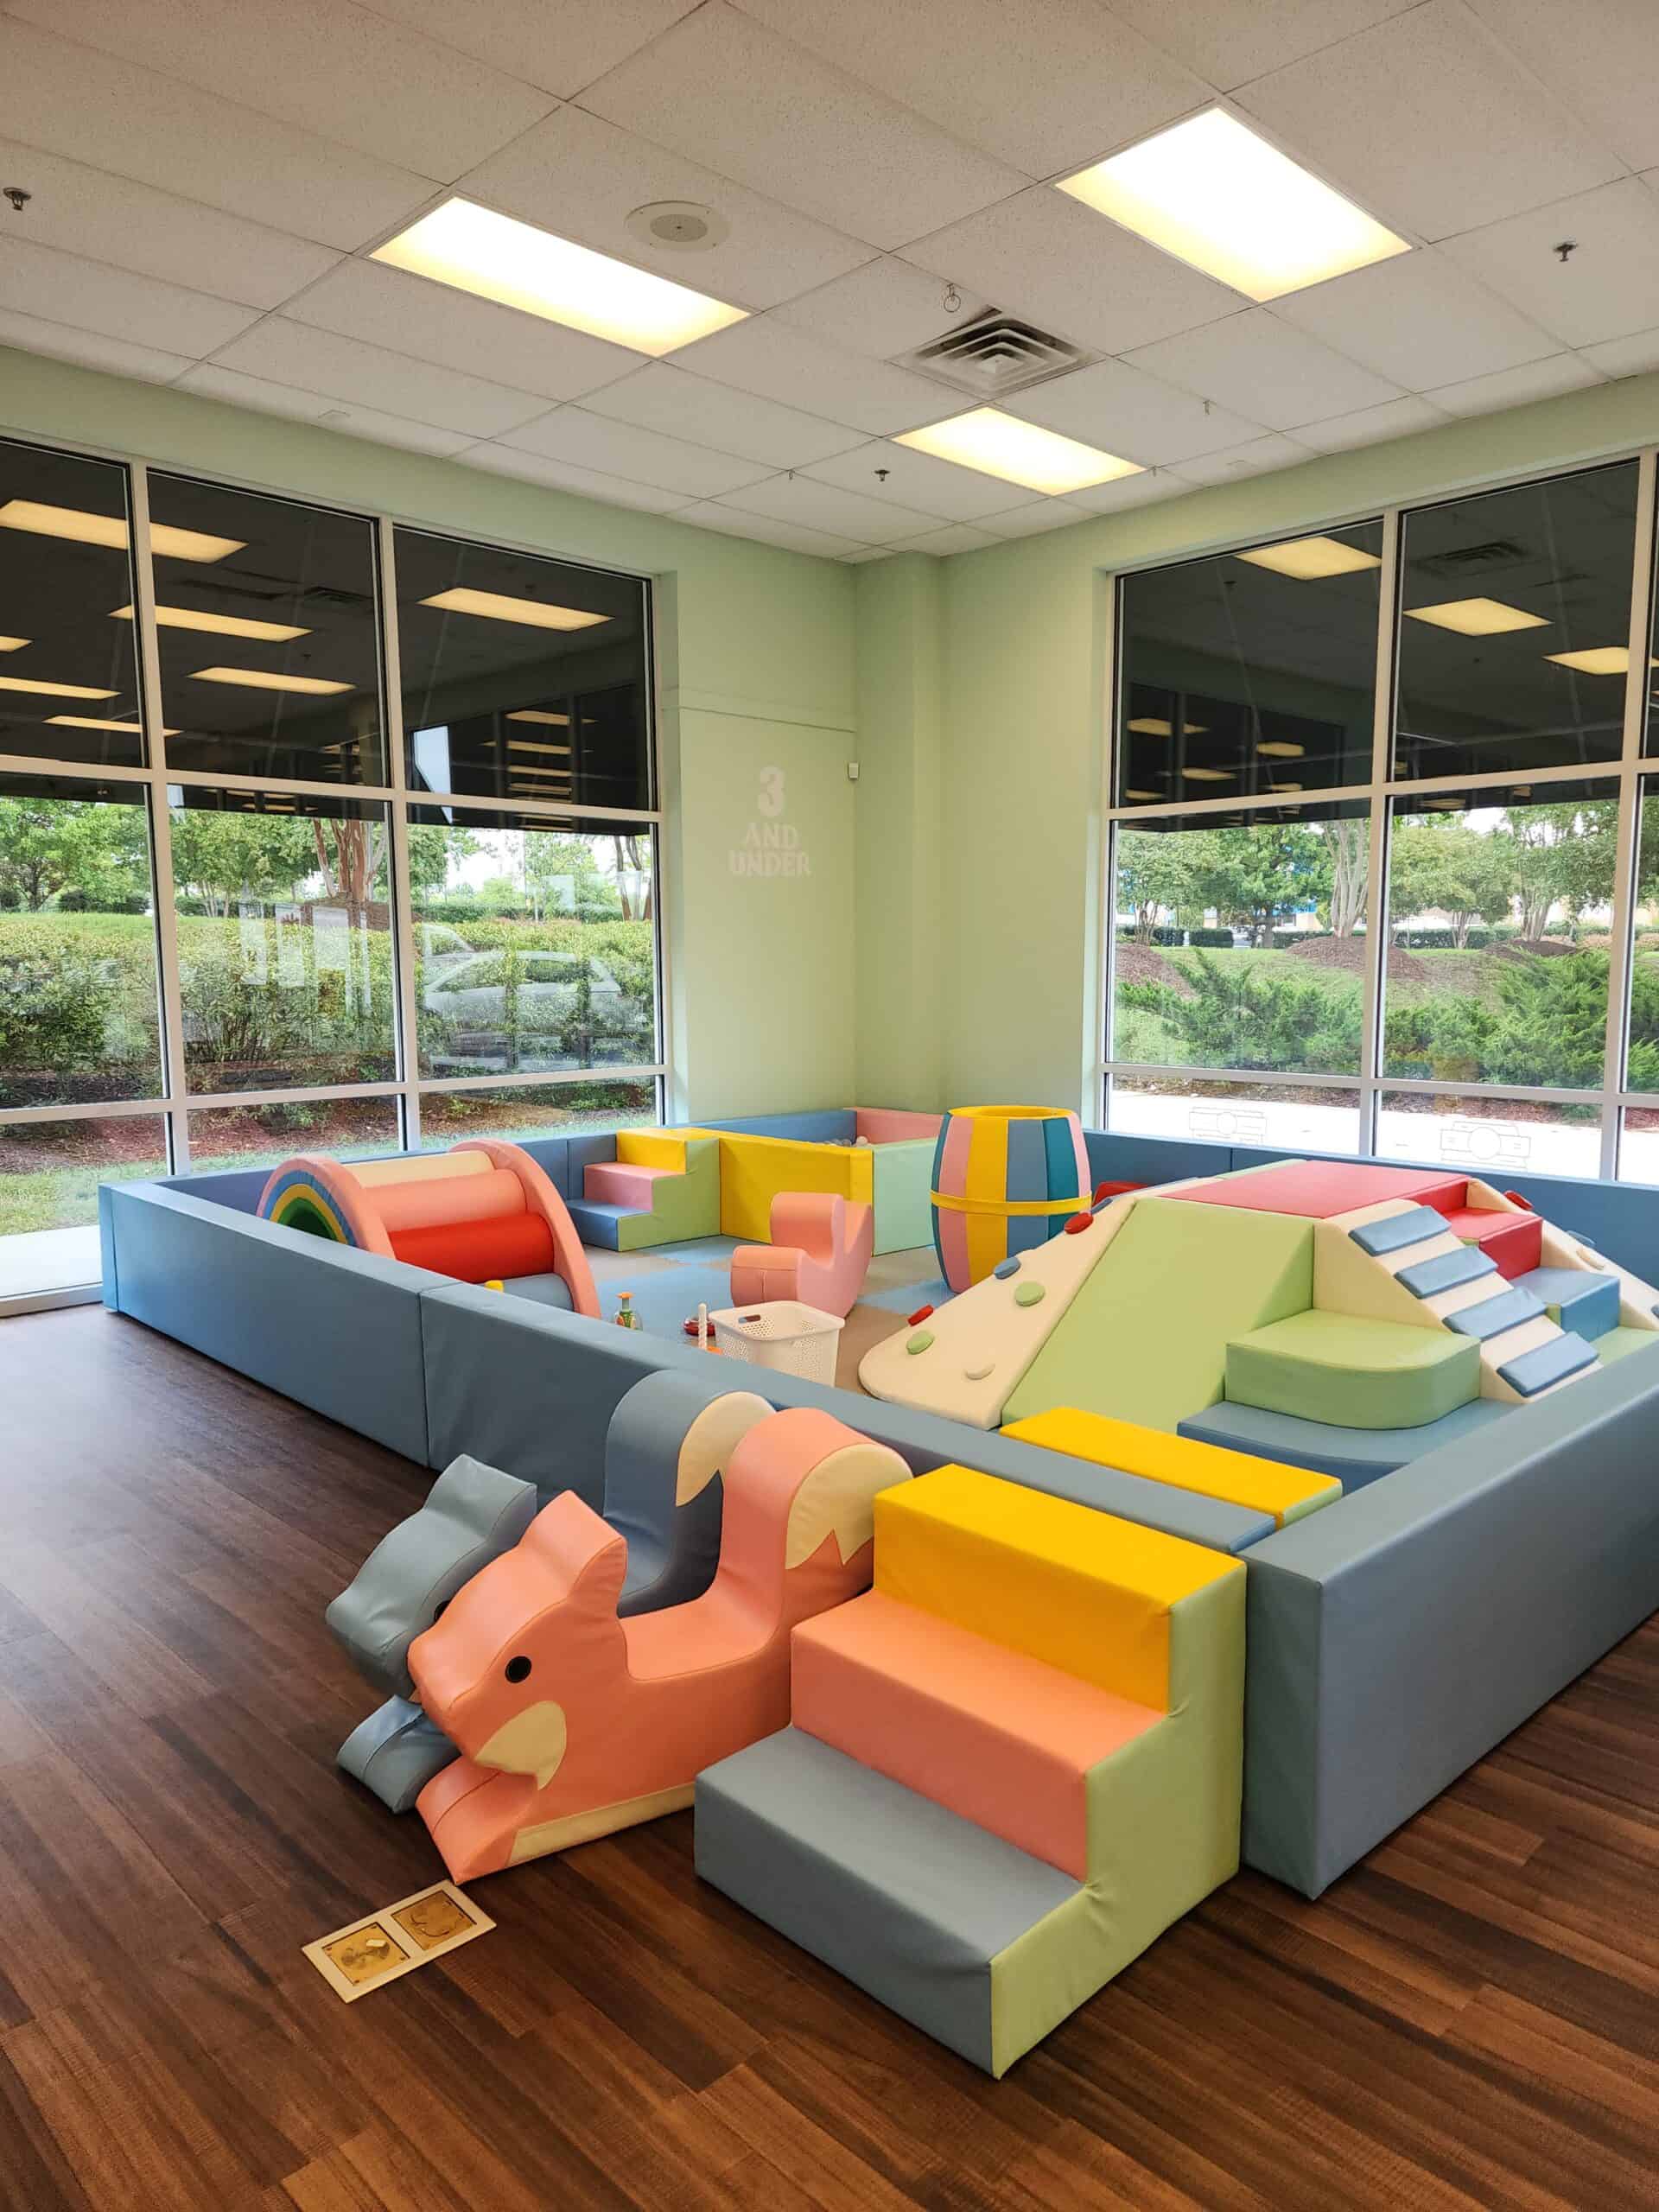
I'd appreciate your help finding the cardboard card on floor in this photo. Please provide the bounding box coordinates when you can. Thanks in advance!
[303,1881,493,2002]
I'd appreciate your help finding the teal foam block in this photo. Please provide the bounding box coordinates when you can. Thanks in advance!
[1444,1286,1545,1340]
[1178,1396,1512,1490]
[1396,1245,1496,1299]
[1498,1332,1598,1396]
[1518,1267,1620,1341]
[1348,1205,1449,1257]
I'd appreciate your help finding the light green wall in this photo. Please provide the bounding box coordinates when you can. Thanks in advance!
[0,346,857,1119]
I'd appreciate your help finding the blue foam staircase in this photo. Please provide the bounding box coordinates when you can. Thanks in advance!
[566,1198,631,1249]
[1516,1267,1620,1342]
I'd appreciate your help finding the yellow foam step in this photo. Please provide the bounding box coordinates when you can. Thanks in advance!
[1002,1408,1339,1529]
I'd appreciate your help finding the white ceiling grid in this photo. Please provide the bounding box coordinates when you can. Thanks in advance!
[0,0,1652,563]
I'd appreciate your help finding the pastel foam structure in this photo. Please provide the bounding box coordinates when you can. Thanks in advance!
[930,1105,1090,1292]
[1224,1310,1479,1429]
[1518,1266,1620,1340]
[1001,1407,1340,1528]
[1178,1395,1513,1487]
[729,1191,874,1318]
[570,1131,720,1251]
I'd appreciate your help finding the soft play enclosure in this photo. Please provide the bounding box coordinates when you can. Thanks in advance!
[258,1140,600,1313]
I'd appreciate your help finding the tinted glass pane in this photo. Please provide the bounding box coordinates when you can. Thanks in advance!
[169,788,395,1090]
[0,773,161,1107]
[1398,462,1638,779]
[1113,801,1370,1075]
[0,1114,168,1294]
[1384,782,1616,1091]
[147,476,385,782]
[1380,1092,1600,1181]
[409,811,657,1077]
[397,530,649,809]
[188,1095,402,1172]
[1117,523,1382,803]
[0,438,144,766]
[419,1078,658,1145]
[1109,1075,1360,1155]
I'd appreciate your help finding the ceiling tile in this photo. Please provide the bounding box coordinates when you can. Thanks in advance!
[1464,0,1659,172]
[1438,181,1659,349]
[901,187,1243,356]
[1107,0,1422,89]
[579,2,1027,250]
[890,522,1001,556]
[499,407,775,498]
[730,0,1208,175]
[582,362,867,467]
[358,1,701,98]
[977,499,1094,537]
[711,475,941,544]
[666,318,952,435]
[1581,326,1659,379]
[0,20,437,249]
[283,258,638,404]
[454,441,689,512]
[1236,0,1623,240]
[205,318,552,438]
[1292,395,1451,450]
[1165,434,1316,485]
[1423,353,1605,416]
[1063,470,1191,514]
[676,501,869,558]
[175,363,478,454]
[840,546,893,563]
[0,234,257,357]
[10,0,554,182]
[1273,246,1557,389]
[1124,309,1402,429]
[771,257,990,360]
[1004,359,1262,464]
[0,305,194,386]
[0,137,340,310]
[801,440,1022,521]
[459,105,871,312]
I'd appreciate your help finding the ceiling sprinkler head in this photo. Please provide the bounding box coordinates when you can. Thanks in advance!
[3,187,30,213]
[1554,239,1577,261]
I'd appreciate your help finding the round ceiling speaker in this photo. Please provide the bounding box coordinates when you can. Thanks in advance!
[626,200,728,251]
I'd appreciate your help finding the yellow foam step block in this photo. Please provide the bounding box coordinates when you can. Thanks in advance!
[1002,1408,1340,1529]
[875,1467,1241,1713]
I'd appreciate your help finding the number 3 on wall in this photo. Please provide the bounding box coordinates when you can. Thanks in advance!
[757,766,785,818]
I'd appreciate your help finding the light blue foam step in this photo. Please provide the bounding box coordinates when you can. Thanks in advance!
[1348,1205,1449,1257]
[565,1198,629,1250]
[1497,1332,1598,1397]
[1176,1395,1512,1491]
[1395,1244,1496,1300]
[1517,1267,1620,1342]
[1444,1286,1546,1341]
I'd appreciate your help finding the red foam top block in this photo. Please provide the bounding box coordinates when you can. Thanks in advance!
[1169,1160,1468,1220]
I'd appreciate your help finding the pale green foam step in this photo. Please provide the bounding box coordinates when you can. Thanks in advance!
[1225,1309,1479,1431]
[1595,1326,1659,1367]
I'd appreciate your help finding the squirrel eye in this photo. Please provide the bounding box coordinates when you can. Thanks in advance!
[504,1655,531,1684]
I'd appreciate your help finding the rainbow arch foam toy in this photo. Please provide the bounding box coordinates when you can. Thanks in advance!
[930,1105,1090,1292]
[257,1140,600,1313]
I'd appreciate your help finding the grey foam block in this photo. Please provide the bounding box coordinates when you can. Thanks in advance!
[338,1695,457,1813]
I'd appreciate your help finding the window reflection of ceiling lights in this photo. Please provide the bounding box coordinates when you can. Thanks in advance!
[421,588,608,632]
[1124,789,1162,800]
[507,740,573,755]
[0,499,243,561]
[1181,766,1234,780]
[895,407,1140,494]
[48,714,177,734]
[505,709,573,727]
[1543,645,1659,676]
[1257,741,1305,757]
[0,674,117,697]
[1235,535,1382,580]
[188,665,353,694]
[1128,717,1207,736]
[1404,597,1548,635]
[113,603,309,641]
[0,635,26,651]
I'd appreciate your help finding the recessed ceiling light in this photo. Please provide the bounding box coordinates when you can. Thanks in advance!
[1128,717,1207,736]
[188,665,353,695]
[0,499,242,561]
[1124,788,1162,800]
[1543,645,1659,676]
[1257,741,1306,757]
[113,603,309,641]
[372,196,747,356]
[895,407,1140,495]
[48,714,177,735]
[0,635,26,652]
[505,709,573,727]
[1405,597,1548,636]
[1181,766,1235,780]
[507,740,573,756]
[1235,535,1382,581]
[0,674,118,698]
[1056,108,1411,302]
[421,587,609,633]
[1272,780,1305,791]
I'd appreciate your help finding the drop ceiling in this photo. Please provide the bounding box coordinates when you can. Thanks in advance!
[0,0,1656,563]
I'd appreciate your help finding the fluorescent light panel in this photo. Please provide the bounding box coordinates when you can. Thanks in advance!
[372,196,747,356]
[1128,716,1206,736]
[48,714,177,735]
[0,674,117,698]
[895,407,1140,496]
[1257,741,1306,757]
[1235,535,1382,581]
[1543,646,1659,676]
[1058,108,1410,302]
[422,587,608,633]
[1405,598,1548,636]
[507,740,572,756]
[189,665,353,695]
[1181,766,1234,780]
[505,709,573,727]
[113,603,308,641]
[0,499,242,561]
[0,635,26,652]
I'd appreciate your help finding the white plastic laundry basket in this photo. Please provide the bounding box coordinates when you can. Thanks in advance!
[709,1300,844,1384]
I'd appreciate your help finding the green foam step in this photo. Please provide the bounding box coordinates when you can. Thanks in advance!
[1225,1309,1479,1431]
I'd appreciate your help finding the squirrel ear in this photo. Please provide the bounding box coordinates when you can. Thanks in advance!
[572,1524,629,1608]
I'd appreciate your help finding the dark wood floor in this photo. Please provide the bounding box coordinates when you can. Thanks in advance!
[1,1313,1656,2211]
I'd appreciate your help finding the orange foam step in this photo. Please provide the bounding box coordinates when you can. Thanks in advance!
[791,1589,1160,1879]
[1437,1207,1541,1280]
[584,1161,675,1210]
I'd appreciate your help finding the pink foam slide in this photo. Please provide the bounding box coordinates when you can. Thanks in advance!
[730,1192,874,1318]
[409,1408,909,1879]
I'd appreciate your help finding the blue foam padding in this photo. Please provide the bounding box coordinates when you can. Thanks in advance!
[588,1263,734,1338]
[649,1235,744,1266]
[1003,1116,1048,1205]
[566,1198,626,1249]
[1083,1129,1233,1189]
[1178,1395,1511,1490]
[499,1271,574,1311]
[1043,1111,1077,1198]
[98,1183,119,1307]
[564,1133,618,1190]
[1519,1268,1620,1341]
[159,1165,268,1213]
[698,1110,856,1142]
[1497,1332,1598,1395]
[1444,1286,1545,1340]
[604,1369,751,1614]
[516,1136,570,1195]
[993,1256,1021,1280]
[1348,1205,1449,1256]
[1395,1244,1497,1299]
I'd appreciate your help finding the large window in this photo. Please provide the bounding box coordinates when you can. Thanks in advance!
[1108,457,1657,1179]
[0,437,662,1305]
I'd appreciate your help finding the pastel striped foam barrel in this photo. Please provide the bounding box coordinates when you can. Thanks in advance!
[930,1106,1090,1292]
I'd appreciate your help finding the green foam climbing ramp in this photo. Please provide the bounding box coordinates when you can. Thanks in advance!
[1224,1309,1479,1431]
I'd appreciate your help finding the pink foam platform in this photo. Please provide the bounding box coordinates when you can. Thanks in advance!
[584,1161,673,1209]
[1171,1161,1469,1219]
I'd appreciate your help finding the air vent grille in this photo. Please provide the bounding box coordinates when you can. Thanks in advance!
[897,310,1093,400]
[1419,538,1527,575]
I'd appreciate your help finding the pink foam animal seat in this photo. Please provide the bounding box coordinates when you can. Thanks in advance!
[408,1407,909,1880]
[729,1192,874,1319]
